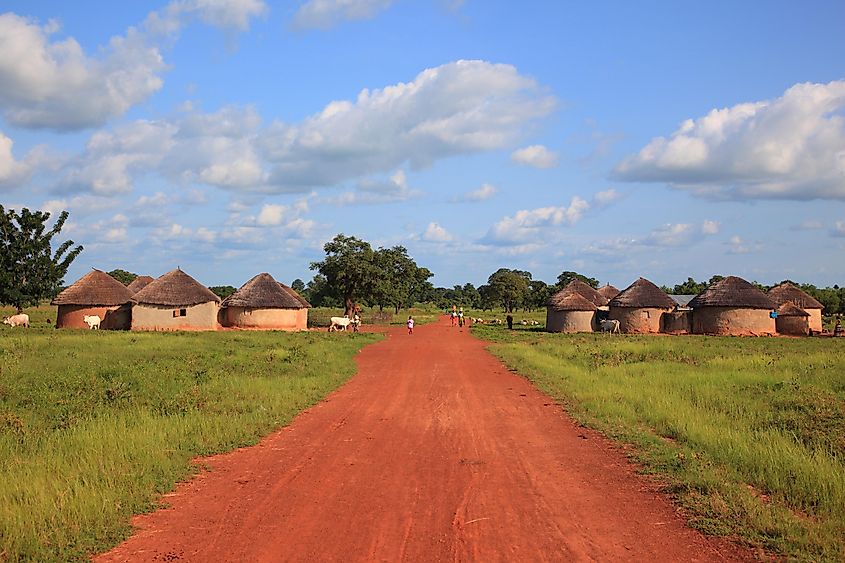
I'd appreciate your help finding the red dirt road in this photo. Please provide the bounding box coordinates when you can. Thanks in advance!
[97,317,750,562]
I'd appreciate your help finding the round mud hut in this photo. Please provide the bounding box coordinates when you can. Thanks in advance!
[556,279,608,308]
[546,292,598,333]
[52,269,134,329]
[767,282,824,334]
[126,275,155,294]
[689,276,776,336]
[131,269,220,331]
[220,273,311,330]
[608,278,676,334]
[774,302,810,336]
[597,283,620,302]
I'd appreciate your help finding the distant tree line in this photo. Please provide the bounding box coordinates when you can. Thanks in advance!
[410,270,601,314]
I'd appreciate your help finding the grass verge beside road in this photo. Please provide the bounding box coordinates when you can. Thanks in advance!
[0,327,380,562]
[474,325,845,561]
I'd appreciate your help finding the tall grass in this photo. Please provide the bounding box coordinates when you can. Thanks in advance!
[0,327,379,562]
[475,326,845,560]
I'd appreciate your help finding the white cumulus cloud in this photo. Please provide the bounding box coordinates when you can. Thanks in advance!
[0,13,165,130]
[455,183,497,202]
[259,60,556,191]
[421,222,453,242]
[614,80,845,200]
[593,188,621,206]
[484,196,589,245]
[0,130,36,187]
[292,0,394,30]
[0,3,267,130]
[57,61,554,195]
[701,219,720,235]
[510,144,559,168]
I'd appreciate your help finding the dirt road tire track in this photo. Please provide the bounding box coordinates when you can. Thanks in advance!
[96,317,751,562]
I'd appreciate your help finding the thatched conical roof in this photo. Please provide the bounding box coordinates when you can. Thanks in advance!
[126,275,154,294]
[51,269,134,306]
[133,269,220,307]
[597,284,620,300]
[776,302,810,317]
[547,291,598,312]
[279,283,312,308]
[547,279,607,309]
[688,276,774,309]
[609,278,676,309]
[768,282,823,311]
[221,273,308,309]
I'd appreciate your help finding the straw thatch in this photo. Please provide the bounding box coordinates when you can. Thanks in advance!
[51,269,134,306]
[597,284,620,301]
[609,278,676,309]
[133,269,220,306]
[279,283,312,308]
[547,279,607,309]
[776,302,810,317]
[767,283,824,310]
[688,276,774,309]
[126,275,154,294]
[547,292,597,312]
[221,273,307,309]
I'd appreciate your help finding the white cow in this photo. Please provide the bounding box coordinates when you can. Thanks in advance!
[83,315,101,329]
[329,316,352,332]
[599,319,620,334]
[2,313,29,328]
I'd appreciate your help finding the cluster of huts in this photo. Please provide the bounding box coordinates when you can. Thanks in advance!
[51,269,311,331]
[546,276,824,336]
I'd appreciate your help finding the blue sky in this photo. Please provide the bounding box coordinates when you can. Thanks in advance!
[2,0,844,289]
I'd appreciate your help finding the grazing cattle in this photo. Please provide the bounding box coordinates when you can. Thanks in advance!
[83,315,101,329]
[2,314,30,328]
[329,316,352,332]
[600,319,620,334]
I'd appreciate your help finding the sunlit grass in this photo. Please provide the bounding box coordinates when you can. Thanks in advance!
[474,326,845,560]
[0,326,379,562]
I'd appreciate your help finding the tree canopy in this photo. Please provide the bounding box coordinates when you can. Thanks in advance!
[208,285,236,299]
[107,269,137,285]
[556,271,599,289]
[0,206,83,312]
[309,235,433,315]
[487,268,531,313]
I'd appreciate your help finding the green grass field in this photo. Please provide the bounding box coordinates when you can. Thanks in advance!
[0,313,380,562]
[474,324,845,560]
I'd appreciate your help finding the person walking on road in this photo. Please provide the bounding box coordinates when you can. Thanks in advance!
[458,308,465,328]
[407,315,414,334]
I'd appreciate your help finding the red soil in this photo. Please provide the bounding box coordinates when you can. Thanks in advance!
[96,316,752,562]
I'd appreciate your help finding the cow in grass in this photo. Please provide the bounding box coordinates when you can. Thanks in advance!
[329,316,353,332]
[2,314,29,328]
[83,315,101,329]
[599,319,620,334]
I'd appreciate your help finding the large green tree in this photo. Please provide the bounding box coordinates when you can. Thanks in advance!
[311,234,377,317]
[487,268,531,313]
[0,206,83,312]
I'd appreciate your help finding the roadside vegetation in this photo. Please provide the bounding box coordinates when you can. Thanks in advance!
[474,324,845,560]
[0,324,379,562]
